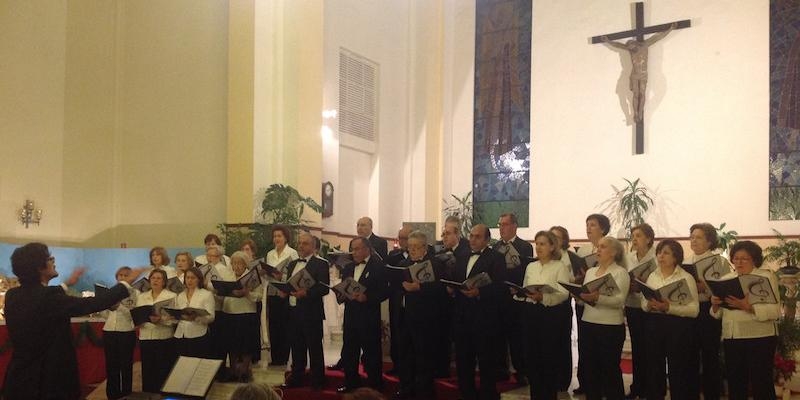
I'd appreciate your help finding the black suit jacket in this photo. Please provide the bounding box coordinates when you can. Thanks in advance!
[342,257,388,328]
[397,256,447,325]
[368,234,389,260]
[493,237,534,285]
[286,255,330,322]
[451,247,507,328]
[3,282,130,400]
[385,248,408,267]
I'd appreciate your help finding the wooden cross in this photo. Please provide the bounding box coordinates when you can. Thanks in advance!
[591,2,690,154]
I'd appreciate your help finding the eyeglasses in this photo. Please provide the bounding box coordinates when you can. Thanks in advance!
[47,256,55,262]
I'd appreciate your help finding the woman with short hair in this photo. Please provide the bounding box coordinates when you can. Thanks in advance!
[624,223,656,399]
[262,225,298,365]
[135,268,177,393]
[173,267,216,358]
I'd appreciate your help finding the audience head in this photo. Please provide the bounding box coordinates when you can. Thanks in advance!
[549,225,571,251]
[689,223,719,255]
[730,240,764,274]
[586,214,611,242]
[149,246,170,267]
[11,242,52,286]
[271,225,292,250]
[656,239,684,268]
[350,237,373,263]
[343,387,387,400]
[468,224,491,252]
[630,223,655,252]
[497,213,519,242]
[229,383,282,400]
[356,217,374,238]
[397,226,412,250]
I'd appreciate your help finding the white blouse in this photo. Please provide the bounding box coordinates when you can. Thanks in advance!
[626,247,656,308]
[581,263,630,325]
[515,259,570,306]
[641,266,699,318]
[136,289,177,340]
[103,289,137,332]
[173,288,216,339]
[710,268,780,340]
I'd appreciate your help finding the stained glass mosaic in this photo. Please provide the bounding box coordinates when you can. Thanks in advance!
[770,0,800,220]
[473,0,532,227]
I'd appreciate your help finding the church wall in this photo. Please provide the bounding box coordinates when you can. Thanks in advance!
[0,0,229,248]
[443,0,798,239]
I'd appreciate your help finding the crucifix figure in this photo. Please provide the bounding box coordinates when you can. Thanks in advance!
[591,2,690,154]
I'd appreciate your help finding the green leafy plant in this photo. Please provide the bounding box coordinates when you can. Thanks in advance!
[442,191,478,238]
[715,223,739,253]
[767,229,800,268]
[777,317,800,373]
[600,178,654,238]
[260,183,323,225]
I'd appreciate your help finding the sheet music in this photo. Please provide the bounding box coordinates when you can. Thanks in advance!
[408,260,436,283]
[161,356,222,397]
[739,274,778,305]
[497,242,521,269]
[695,255,730,281]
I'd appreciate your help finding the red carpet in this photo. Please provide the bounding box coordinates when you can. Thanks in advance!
[279,359,633,399]
[280,363,522,400]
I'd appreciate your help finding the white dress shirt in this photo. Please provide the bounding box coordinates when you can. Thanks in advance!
[626,247,656,308]
[641,266,699,318]
[354,257,368,281]
[136,289,177,340]
[516,259,570,306]
[710,268,780,339]
[173,288,216,339]
[466,247,487,277]
[581,263,630,325]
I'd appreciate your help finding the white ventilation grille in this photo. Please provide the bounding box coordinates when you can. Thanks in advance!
[339,48,379,143]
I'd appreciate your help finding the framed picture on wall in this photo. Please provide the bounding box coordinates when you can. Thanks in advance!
[322,181,334,218]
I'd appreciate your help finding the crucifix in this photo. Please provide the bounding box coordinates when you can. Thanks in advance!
[591,2,690,154]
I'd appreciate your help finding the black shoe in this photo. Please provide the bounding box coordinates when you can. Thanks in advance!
[624,393,639,399]
[385,368,399,376]
[573,386,585,395]
[337,386,355,393]
[497,370,511,381]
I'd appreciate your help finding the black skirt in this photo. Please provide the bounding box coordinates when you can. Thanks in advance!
[226,312,261,354]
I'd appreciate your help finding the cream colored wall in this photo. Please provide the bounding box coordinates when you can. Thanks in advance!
[442,0,798,239]
[0,0,228,248]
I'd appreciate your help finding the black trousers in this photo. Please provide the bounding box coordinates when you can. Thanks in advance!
[140,338,176,393]
[645,313,697,400]
[523,302,562,400]
[398,309,436,398]
[434,295,454,377]
[208,312,229,362]
[389,294,402,370]
[555,300,573,391]
[724,335,777,400]
[287,307,325,387]
[102,330,136,399]
[497,295,526,379]
[454,318,500,400]
[696,301,722,400]
[624,306,648,396]
[582,322,625,400]
[575,303,587,389]
[268,296,291,364]
[176,333,210,359]
[343,316,383,388]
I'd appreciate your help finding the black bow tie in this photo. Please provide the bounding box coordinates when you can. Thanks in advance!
[470,251,482,256]
[357,261,366,266]
[298,258,309,263]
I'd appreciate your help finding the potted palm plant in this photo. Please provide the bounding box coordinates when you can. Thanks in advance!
[600,178,654,239]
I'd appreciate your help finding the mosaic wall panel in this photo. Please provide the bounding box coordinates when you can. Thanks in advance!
[473,0,532,227]
[770,0,800,220]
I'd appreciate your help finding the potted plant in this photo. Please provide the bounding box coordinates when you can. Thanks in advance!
[769,230,800,321]
[776,317,800,395]
[443,191,478,239]
[715,223,739,255]
[600,178,654,239]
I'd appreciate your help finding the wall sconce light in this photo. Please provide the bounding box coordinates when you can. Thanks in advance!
[18,200,42,228]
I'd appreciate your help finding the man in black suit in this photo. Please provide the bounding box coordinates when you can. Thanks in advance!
[281,232,330,390]
[394,231,446,399]
[338,237,389,393]
[451,224,507,400]
[385,226,411,376]
[357,216,389,260]
[493,213,533,385]
[3,243,144,400]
